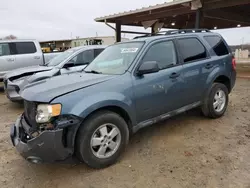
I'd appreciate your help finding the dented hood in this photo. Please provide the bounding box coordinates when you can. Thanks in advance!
[4,65,53,80]
[21,72,115,102]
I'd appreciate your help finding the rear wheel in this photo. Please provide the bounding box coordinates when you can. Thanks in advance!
[76,110,129,169]
[201,83,229,118]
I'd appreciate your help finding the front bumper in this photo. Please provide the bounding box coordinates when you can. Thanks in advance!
[10,115,74,163]
[4,79,22,102]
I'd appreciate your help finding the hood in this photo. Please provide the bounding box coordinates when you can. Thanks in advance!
[21,72,116,102]
[16,68,59,92]
[4,65,53,80]
[27,68,60,83]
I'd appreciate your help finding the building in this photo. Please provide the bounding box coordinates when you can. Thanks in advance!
[40,36,129,52]
[235,49,249,59]
[71,36,129,47]
[40,39,72,52]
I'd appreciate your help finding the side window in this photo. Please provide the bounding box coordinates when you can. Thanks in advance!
[15,42,37,54]
[73,50,94,65]
[0,43,10,56]
[94,48,104,58]
[178,38,207,63]
[142,41,177,70]
[204,36,229,56]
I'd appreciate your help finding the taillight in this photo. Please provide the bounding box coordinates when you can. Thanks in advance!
[232,57,236,70]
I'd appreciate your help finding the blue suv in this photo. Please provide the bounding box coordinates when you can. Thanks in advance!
[10,29,236,169]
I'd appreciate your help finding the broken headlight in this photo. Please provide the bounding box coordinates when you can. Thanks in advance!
[36,104,61,123]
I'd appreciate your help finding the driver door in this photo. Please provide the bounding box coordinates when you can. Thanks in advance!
[60,49,94,74]
[133,40,185,123]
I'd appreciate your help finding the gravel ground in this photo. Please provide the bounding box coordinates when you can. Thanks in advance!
[0,78,250,188]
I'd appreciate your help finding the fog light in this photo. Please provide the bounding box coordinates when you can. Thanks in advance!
[26,156,42,164]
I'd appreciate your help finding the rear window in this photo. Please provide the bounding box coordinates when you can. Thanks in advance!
[204,36,229,56]
[15,42,37,54]
[178,38,207,63]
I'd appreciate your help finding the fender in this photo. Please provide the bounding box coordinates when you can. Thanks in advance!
[68,91,136,125]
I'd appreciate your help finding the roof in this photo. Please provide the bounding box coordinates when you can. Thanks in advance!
[40,36,129,43]
[95,0,192,22]
[71,45,108,51]
[0,39,38,43]
[95,0,250,30]
[40,39,72,43]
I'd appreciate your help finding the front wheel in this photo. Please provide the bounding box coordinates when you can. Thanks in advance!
[201,83,229,119]
[76,110,129,169]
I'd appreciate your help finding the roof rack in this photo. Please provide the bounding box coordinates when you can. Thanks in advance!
[133,32,164,39]
[165,29,210,35]
[133,29,210,39]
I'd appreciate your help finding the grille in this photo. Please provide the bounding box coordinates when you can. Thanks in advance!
[14,86,20,93]
[23,100,37,128]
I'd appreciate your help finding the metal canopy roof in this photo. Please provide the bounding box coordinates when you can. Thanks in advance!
[95,0,250,30]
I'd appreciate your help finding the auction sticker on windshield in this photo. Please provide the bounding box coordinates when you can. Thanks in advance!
[121,48,138,53]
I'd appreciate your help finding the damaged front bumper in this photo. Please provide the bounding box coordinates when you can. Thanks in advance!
[10,115,76,163]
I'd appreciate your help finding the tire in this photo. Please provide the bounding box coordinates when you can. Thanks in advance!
[201,83,229,119]
[75,110,129,169]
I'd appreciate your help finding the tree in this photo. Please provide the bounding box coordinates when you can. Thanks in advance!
[3,35,17,40]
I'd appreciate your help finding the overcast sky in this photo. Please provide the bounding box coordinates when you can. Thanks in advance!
[1,0,250,45]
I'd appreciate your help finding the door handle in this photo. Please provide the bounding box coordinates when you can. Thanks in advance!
[34,56,40,59]
[169,72,180,79]
[205,64,214,69]
[7,58,14,62]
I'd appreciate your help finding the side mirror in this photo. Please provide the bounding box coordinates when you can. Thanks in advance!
[63,61,75,69]
[137,61,159,75]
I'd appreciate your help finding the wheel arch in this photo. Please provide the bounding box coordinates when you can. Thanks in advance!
[213,75,231,93]
[80,105,133,136]
[203,72,231,104]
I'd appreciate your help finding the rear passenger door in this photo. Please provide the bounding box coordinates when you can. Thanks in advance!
[177,37,214,105]
[133,40,185,123]
[13,42,43,67]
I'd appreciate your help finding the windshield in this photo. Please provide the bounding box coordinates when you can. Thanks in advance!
[46,49,76,67]
[84,42,144,75]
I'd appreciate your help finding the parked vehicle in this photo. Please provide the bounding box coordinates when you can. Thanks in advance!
[0,39,60,81]
[10,29,236,169]
[4,45,106,102]
[43,52,61,63]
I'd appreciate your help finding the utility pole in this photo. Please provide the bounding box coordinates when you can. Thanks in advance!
[241,37,244,50]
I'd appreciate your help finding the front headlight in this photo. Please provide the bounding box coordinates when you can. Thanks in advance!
[36,104,61,123]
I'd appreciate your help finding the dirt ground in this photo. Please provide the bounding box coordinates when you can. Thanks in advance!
[0,78,250,188]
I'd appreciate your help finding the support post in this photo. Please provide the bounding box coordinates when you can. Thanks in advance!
[115,22,121,42]
[195,9,201,29]
[151,23,155,34]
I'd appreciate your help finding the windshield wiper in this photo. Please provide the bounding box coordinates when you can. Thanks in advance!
[84,70,102,74]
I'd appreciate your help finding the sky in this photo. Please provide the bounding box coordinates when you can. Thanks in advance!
[1,0,250,45]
